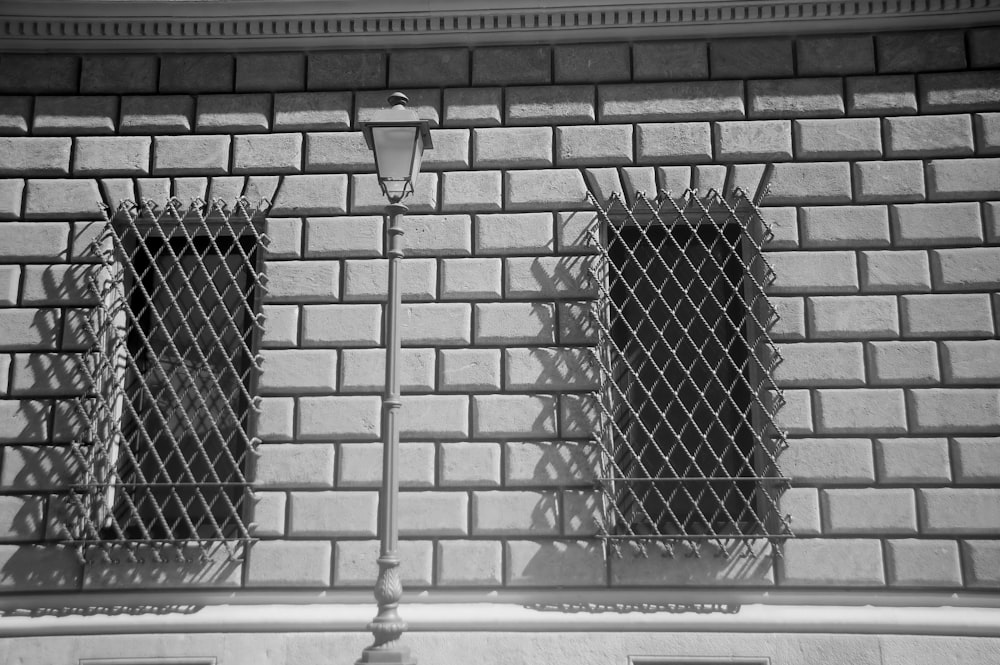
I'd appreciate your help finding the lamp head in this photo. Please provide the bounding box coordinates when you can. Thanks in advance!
[361,92,434,204]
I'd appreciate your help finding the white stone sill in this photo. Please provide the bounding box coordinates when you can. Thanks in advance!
[1,590,999,638]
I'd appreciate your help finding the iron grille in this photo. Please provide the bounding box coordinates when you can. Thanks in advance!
[586,188,790,558]
[65,198,268,563]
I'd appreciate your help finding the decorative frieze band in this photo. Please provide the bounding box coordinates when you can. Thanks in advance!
[1,0,998,50]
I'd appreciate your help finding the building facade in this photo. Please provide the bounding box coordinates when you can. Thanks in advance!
[1,1,999,663]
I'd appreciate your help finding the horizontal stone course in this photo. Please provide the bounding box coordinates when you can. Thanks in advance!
[600,81,744,122]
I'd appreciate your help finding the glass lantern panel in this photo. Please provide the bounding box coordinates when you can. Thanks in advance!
[371,126,418,180]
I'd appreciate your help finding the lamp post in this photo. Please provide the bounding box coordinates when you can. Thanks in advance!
[357,92,432,665]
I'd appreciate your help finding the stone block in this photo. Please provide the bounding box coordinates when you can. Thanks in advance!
[23,179,102,220]
[441,171,502,212]
[778,488,820,535]
[961,541,1000,588]
[799,205,889,248]
[298,396,381,441]
[260,304,299,347]
[439,348,501,392]
[254,443,335,488]
[505,347,596,391]
[0,401,49,444]
[235,53,305,92]
[389,48,469,88]
[0,444,78,489]
[507,85,595,125]
[952,436,1000,483]
[0,545,81,591]
[304,131,373,173]
[0,309,59,353]
[474,127,552,168]
[258,349,337,395]
[120,95,194,134]
[400,303,471,346]
[714,120,792,162]
[421,129,471,171]
[780,539,884,586]
[942,341,1000,384]
[305,216,382,258]
[440,258,502,300]
[921,71,1000,112]
[73,137,151,176]
[342,258,436,302]
[779,438,875,483]
[475,213,553,255]
[0,265,19,304]
[875,438,951,484]
[878,31,966,73]
[195,93,269,133]
[901,294,994,338]
[437,540,503,585]
[301,304,381,347]
[81,54,158,94]
[975,112,1000,154]
[859,250,931,293]
[928,158,1000,201]
[254,397,295,441]
[557,124,633,166]
[600,81,744,122]
[309,51,386,90]
[160,54,234,93]
[748,78,844,119]
[399,491,469,535]
[473,46,550,85]
[0,138,71,177]
[507,540,607,586]
[270,174,348,216]
[769,297,806,340]
[908,389,1000,434]
[918,488,1000,534]
[886,539,962,587]
[263,260,339,303]
[854,160,925,203]
[246,541,331,587]
[765,162,852,205]
[0,97,30,136]
[0,55,78,94]
[439,441,501,487]
[350,172,437,214]
[443,87,502,127]
[334,540,432,587]
[932,247,1000,291]
[340,348,435,393]
[505,441,597,486]
[773,342,864,387]
[846,75,917,116]
[636,122,710,164]
[337,442,435,488]
[505,170,590,212]
[554,43,630,83]
[794,118,882,159]
[890,202,983,246]
[797,36,875,75]
[633,41,708,81]
[712,38,793,78]
[766,250,858,294]
[807,295,898,340]
[355,89,440,129]
[0,224,69,263]
[0,495,45,542]
[397,214,470,256]
[152,135,230,176]
[822,489,917,534]
[248,492,286,537]
[473,490,558,536]
[274,92,351,131]
[505,255,595,298]
[472,394,557,438]
[233,133,302,175]
[21,264,100,305]
[886,115,974,158]
[815,388,907,434]
[868,341,939,386]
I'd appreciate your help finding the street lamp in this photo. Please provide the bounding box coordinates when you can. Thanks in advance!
[356,92,432,665]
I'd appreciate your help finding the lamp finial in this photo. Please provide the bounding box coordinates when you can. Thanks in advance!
[388,92,409,109]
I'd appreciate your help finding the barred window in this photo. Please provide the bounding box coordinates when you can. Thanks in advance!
[588,189,790,557]
[66,199,266,562]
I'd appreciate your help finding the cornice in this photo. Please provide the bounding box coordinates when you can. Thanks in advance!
[1,0,999,51]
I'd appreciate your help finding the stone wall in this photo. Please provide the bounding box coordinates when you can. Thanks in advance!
[0,27,998,595]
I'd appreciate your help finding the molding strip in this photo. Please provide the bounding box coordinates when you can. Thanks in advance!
[1,0,999,51]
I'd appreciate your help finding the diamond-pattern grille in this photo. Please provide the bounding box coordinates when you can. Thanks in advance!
[65,198,267,563]
[587,188,790,557]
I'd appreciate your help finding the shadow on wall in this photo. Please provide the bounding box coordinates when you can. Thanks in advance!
[526,600,742,615]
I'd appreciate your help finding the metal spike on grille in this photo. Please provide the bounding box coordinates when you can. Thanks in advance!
[586,188,791,558]
[64,197,267,564]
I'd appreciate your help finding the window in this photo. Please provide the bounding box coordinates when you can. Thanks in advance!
[587,189,789,556]
[66,198,265,562]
